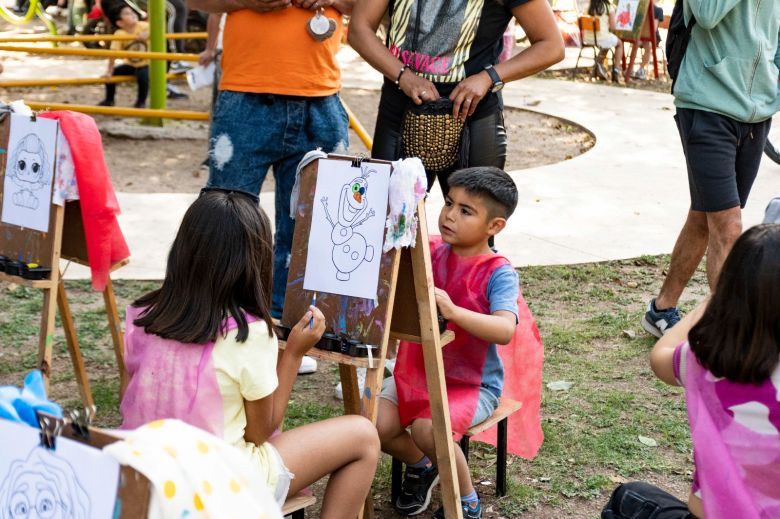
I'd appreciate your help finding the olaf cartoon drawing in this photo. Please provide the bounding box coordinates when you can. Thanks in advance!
[321,167,377,281]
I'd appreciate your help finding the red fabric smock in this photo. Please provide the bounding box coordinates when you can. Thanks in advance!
[395,236,544,459]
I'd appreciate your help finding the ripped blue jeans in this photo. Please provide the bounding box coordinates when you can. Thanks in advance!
[207,90,349,317]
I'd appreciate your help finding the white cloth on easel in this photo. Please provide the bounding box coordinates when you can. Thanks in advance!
[289,149,328,219]
[51,128,79,206]
[383,158,427,252]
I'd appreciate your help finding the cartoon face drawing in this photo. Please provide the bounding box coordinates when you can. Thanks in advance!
[339,177,369,225]
[0,448,89,519]
[320,167,377,281]
[7,134,51,211]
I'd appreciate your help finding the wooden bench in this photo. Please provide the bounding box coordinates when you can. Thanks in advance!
[391,397,522,500]
[282,493,316,519]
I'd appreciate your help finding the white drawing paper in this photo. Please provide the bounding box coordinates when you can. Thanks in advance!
[0,419,120,519]
[614,0,639,31]
[304,159,391,300]
[1,113,58,233]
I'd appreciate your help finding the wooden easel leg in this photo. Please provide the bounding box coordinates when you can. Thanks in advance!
[38,287,58,392]
[339,364,361,416]
[409,204,463,519]
[624,42,639,83]
[102,277,127,399]
[57,279,95,409]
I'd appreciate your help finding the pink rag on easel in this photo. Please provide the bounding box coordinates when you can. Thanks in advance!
[39,111,130,291]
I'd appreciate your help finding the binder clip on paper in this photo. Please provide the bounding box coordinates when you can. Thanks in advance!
[37,411,64,450]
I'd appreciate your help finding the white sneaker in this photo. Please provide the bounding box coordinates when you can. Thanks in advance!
[297,355,317,375]
[334,367,366,400]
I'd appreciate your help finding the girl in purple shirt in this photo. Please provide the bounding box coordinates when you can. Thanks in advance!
[604,224,780,519]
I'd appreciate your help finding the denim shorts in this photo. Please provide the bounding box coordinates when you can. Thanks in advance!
[381,375,500,427]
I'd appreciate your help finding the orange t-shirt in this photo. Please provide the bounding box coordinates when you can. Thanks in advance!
[220,7,343,96]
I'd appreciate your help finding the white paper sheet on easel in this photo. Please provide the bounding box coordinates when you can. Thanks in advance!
[1,113,58,233]
[304,159,391,300]
[0,419,120,519]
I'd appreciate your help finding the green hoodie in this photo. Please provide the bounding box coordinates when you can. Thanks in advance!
[674,0,780,123]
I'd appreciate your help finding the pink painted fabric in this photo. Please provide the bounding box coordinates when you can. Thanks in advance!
[674,342,780,518]
[121,306,256,437]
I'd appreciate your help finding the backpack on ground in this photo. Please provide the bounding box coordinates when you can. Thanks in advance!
[666,0,696,91]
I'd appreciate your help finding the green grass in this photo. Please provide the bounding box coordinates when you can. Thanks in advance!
[0,254,708,517]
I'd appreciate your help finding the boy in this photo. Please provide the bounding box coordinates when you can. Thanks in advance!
[378,167,544,518]
[99,4,149,108]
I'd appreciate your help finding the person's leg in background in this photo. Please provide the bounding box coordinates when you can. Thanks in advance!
[133,65,150,108]
[100,63,136,106]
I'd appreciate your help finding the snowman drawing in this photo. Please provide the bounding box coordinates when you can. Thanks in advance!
[321,168,377,281]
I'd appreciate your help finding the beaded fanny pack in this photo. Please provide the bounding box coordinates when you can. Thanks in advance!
[401,98,466,173]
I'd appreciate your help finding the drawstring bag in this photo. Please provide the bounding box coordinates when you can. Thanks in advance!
[401,98,468,173]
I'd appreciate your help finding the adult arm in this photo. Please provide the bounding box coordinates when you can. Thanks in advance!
[187,0,291,15]
[649,300,707,386]
[198,12,222,66]
[686,0,740,30]
[348,0,440,104]
[243,307,324,445]
[450,0,564,119]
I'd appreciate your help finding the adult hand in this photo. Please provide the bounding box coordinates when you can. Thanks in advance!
[199,48,217,66]
[449,71,492,120]
[399,70,440,105]
[240,0,291,13]
[286,306,325,356]
[434,288,458,321]
[293,0,332,10]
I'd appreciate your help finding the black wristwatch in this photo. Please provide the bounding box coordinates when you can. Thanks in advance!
[484,64,504,93]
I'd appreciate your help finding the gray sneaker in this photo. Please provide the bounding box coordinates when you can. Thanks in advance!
[641,298,681,338]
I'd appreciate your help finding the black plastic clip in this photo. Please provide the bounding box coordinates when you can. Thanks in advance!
[351,154,365,168]
[37,412,63,451]
[68,406,96,441]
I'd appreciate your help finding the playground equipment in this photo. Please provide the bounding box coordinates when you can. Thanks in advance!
[0,0,58,36]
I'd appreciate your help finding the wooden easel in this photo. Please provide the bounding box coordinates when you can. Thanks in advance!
[281,156,464,519]
[0,113,128,410]
[618,0,661,82]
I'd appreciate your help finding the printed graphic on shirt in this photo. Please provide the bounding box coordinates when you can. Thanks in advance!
[125,40,148,66]
[389,0,485,83]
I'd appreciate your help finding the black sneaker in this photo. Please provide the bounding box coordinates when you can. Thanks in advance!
[641,298,682,338]
[395,464,439,515]
[432,497,482,519]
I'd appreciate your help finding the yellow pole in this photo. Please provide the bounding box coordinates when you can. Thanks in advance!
[0,73,185,88]
[340,99,373,151]
[0,32,207,43]
[24,101,209,120]
[0,45,200,61]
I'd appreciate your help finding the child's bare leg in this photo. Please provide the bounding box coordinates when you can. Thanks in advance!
[377,398,425,463]
[270,415,379,519]
[410,419,474,496]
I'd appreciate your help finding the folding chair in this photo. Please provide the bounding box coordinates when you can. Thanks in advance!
[574,16,605,79]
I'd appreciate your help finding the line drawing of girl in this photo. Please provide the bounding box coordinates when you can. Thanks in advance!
[7,134,52,211]
[0,447,90,519]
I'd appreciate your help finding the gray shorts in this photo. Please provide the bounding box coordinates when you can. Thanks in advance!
[381,376,500,427]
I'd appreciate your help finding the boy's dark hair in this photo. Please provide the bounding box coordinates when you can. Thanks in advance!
[588,0,610,16]
[132,190,274,344]
[688,224,780,384]
[447,166,518,219]
[108,3,131,27]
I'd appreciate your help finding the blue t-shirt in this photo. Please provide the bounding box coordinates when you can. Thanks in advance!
[481,264,519,398]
